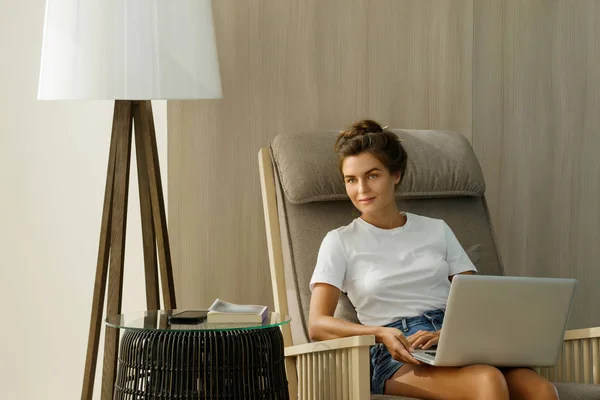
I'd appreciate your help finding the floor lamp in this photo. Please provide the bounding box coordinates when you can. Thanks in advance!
[37,1,222,399]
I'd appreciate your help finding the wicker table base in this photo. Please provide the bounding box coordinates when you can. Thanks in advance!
[113,326,289,399]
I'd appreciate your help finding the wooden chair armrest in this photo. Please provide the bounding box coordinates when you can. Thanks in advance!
[564,326,600,341]
[284,334,376,357]
[286,335,375,399]
[537,326,600,384]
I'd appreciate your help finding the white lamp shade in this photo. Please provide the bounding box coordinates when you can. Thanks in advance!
[38,0,222,100]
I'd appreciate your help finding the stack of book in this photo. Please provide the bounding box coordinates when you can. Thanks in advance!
[206,298,269,324]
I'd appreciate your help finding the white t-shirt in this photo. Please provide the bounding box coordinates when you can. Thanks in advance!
[309,212,477,326]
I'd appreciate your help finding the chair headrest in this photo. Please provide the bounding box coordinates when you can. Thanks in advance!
[271,129,485,205]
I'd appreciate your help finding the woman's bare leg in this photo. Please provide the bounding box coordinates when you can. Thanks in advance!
[501,367,559,400]
[384,364,509,400]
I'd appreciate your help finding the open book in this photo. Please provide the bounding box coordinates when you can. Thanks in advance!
[207,298,268,324]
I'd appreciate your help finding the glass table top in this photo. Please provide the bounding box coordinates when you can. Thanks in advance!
[106,310,291,332]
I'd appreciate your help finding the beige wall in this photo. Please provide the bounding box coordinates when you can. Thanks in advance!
[169,0,473,311]
[473,0,600,330]
[170,0,600,330]
[0,1,167,398]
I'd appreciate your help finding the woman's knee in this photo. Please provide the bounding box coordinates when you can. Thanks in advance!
[526,379,559,400]
[541,382,559,400]
[503,368,559,400]
[463,365,509,400]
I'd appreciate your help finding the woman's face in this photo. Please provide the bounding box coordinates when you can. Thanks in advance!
[341,152,400,216]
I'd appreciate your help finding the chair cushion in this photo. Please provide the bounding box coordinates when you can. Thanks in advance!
[271,130,486,204]
[270,129,503,345]
[554,382,600,399]
[465,244,483,267]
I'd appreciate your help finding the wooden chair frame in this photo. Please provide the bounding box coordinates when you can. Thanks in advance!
[258,148,600,400]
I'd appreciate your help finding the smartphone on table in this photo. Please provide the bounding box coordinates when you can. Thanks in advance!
[168,310,207,324]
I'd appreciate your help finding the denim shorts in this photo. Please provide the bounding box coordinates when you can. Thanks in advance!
[370,309,445,395]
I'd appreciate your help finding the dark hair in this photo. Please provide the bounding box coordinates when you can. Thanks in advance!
[334,120,408,184]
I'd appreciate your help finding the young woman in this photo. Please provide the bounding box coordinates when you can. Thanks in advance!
[308,120,558,399]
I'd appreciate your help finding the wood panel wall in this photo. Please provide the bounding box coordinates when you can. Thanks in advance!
[169,0,600,329]
[168,0,473,311]
[473,0,600,329]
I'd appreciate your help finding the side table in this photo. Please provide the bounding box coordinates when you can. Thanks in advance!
[106,310,291,399]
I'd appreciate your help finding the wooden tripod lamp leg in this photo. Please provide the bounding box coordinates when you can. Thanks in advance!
[137,101,177,309]
[101,100,134,399]
[133,103,160,310]
[81,100,177,400]
[81,101,123,400]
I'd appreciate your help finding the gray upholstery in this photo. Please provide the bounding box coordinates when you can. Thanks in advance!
[554,383,600,399]
[271,131,503,346]
[371,384,600,400]
[271,129,485,204]
[269,130,599,400]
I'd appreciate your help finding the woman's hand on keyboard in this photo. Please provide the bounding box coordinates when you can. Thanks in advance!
[407,330,441,350]
[376,327,422,365]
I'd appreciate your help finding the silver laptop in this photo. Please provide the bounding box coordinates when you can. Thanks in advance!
[411,275,577,367]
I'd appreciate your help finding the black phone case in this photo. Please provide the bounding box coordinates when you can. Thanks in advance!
[168,311,207,324]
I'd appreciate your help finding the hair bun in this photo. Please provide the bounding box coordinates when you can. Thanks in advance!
[339,120,385,141]
[351,120,383,134]
[334,119,407,181]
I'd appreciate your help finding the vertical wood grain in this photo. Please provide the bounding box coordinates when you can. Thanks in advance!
[341,349,349,400]
[565,341,573,381]
[133,103,160,311]
[140,101,177,310]
[583,339,591,383]
[169,0,600,340]
[82,100,120,400]
[102,100,133,399]
[574,339,582,382]
[474,0,600,330]
[169,0,473,312]
[472,0,504,225]
[299,355,307,400]
[593,338,600,383]
[366,0,473,140]
[557,345,565,382]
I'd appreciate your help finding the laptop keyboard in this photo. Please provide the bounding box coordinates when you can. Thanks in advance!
[425,351,437,357]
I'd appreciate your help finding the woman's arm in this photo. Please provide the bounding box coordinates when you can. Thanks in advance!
[449,269,476,282]
[308,282,422,364]
[443,222,478,281]
[308,282,384,342]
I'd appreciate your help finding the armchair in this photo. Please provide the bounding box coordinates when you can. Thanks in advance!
[258,129,600,400]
